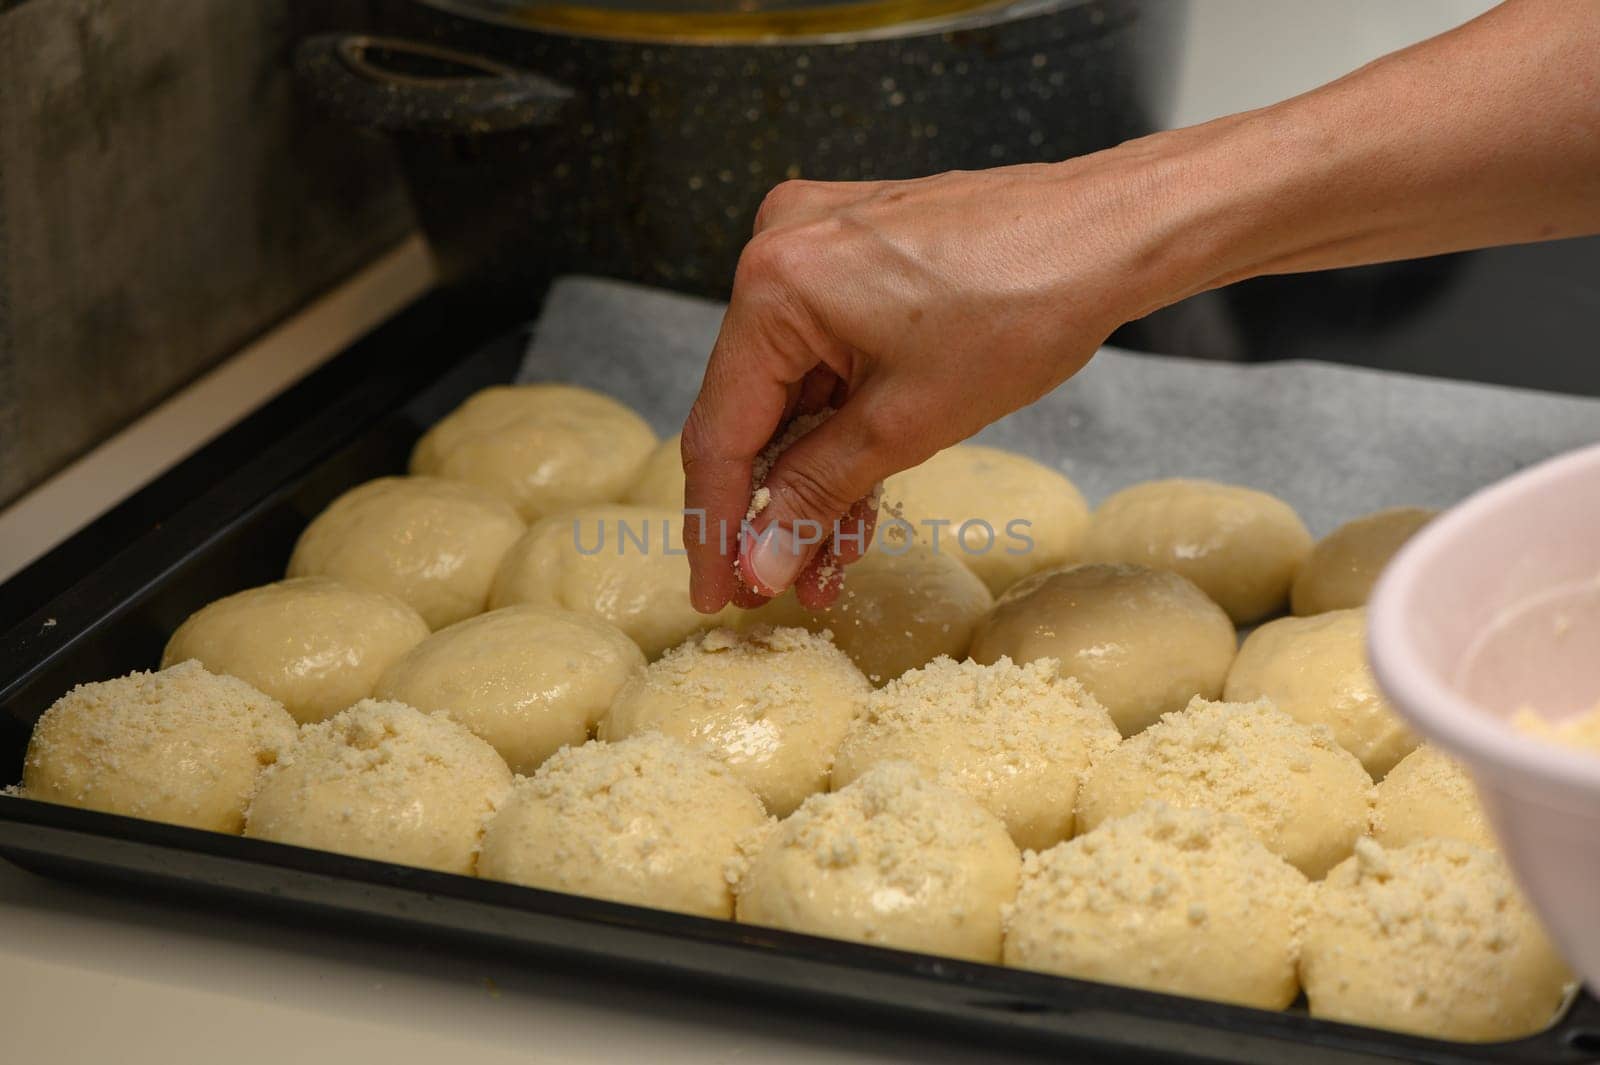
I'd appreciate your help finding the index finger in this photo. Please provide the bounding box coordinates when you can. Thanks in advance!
[681,295,812,613]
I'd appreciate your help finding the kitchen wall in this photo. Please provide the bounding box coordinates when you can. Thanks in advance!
[0,0,413,508]
[1168,0,1499,128]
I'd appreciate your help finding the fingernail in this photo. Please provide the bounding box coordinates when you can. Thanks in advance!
[742,524,806,595]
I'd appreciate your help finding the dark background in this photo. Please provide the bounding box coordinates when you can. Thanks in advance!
[1112,239,1600,396]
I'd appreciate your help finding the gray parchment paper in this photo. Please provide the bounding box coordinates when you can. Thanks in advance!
[522,276,1600,535]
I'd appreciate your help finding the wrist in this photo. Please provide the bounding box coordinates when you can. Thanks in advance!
[1097,111,1308,318]
[1030,118,1274,333]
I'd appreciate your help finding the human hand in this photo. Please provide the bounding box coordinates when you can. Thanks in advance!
[681,147,1193,612]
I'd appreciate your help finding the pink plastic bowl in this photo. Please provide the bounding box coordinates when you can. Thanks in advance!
[1369,441,1600,990]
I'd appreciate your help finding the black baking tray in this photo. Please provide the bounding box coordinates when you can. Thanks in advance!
[2,286,1597,1065]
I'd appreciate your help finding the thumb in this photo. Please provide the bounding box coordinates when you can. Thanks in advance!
[738,398,904,597]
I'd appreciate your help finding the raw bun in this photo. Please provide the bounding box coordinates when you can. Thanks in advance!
[832,656,1119,851]
[245,699,512,875]
[161,576,430,724]
[882,444,1090,595]
[410,383,657,522]
[1301,838,1570,1041]
[489,504,735,657]
[970,563,1236,736]
[735,761,1021,963]
[1076,697,1372,878]
[600,626,870,816]
[21,661,296,833]
[478,734,770,919]
[374,605,644,775]
[624,432,685,507]
[1292,506,1435,615]
[287,475,524,630]
[1003,803,1309,1010]
[746,542,993,685]
[1370,745,1496,850]
[1083,478,1312,623]
[1225,608,1417,777]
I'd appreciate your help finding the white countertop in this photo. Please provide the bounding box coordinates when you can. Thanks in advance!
[0,858,1052,1065]
[0,4,1497,1059]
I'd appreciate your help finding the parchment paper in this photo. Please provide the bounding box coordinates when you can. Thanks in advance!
[521,276,1600,534]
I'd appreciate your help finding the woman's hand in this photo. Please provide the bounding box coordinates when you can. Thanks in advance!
[681,0,1600,614]
[680,149,1197,613]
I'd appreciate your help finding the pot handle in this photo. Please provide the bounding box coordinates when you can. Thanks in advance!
[293,33,573,135]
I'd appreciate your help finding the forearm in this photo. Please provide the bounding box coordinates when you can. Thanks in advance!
[1119,0,1600,316]
[681,0,1598,607]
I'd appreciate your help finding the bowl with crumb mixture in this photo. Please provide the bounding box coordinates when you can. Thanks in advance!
[1369,441,1600,989]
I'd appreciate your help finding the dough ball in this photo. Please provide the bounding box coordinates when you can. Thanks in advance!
[288,476,524,630]
[624,433,685,507]
[1004,803,1309,1010]
[832,656,1119,851]
[601,626,870,816]
[1292,506,1436,616]
[245,699,512,874]
[1371,745,1495,850]
[162,577,430,725]
[746,542,993,685]
[970,563,1236,735]
[1076,697,1372,878]
[882,444,1090,595]
[478,734,770,918]
[1225,608,1417,777]
[1301,838,1570,1041]
[374,605,644,775]
[736,761,1021,963]
[489,504,735,658]
[1083,479,1312,624]
[22,661,296,833]
[411,383,657,522]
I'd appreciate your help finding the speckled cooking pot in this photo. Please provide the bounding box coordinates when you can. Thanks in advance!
[299,0,1183,299]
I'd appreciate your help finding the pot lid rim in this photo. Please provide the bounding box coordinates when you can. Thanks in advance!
[414,0,1098,47]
